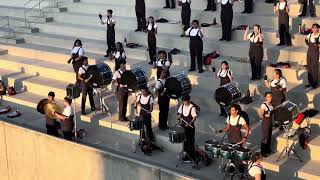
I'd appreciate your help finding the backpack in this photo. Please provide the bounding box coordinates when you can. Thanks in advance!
[0,80,6,95]
[195,148,212,166]
[190,101,200,115]
[239,111,250,126]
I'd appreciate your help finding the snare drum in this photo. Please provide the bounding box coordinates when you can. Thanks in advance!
[121,68,147,92]
[235,147,252,161]
[87,63,113,88]
[165,73,192,99]
[220,145,234,160]
[168,127,185,143]
[205,140,222,158]
[215,83,242,106]
[129,116,143,131]
[274,101,300,125]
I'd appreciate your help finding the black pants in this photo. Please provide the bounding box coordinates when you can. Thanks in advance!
[158,96,170,129]
[165,0,175,8]
[117,88,129,121]
[279,24,291,45]
[301,0,315,16]
[46,124,59,137]
[249,57,262,79]
[63,131,73,140]
[72,60,83,83]
[107,42,115,56]
[142,114,155,141]
[184,126,196,161]
[190,39,203,71]
[81,83,95,111]
[261,125,272,154]
[206,0,216,11]
[244,0,253,13]
[307,49,319,88]
[148,34,157,63]
[136,9,146,30]
[221,5,233,41]
[181,5,191,31]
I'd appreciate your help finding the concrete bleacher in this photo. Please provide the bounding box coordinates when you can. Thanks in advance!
[0,0,320,179]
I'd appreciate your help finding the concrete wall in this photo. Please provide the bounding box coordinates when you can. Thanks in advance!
[0,120,194,180]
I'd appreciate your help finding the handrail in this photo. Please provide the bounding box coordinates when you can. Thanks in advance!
[0,16,13,38]
[24,0,47,27]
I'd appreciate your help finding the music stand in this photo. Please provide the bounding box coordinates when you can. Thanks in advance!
[93,87,111,116]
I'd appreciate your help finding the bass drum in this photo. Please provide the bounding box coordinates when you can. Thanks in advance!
[121,68,147,92]
[214,83,241,106]
[86,64,113,88]
[165,74,191,99]
[274,101,300,125]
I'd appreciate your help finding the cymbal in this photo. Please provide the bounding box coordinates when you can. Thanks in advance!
[44,103,62,119]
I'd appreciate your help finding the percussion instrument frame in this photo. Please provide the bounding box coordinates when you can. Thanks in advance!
[93,88,111,116]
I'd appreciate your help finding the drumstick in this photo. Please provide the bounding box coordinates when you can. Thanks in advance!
[209,125,216,133]
[179,117,194,129]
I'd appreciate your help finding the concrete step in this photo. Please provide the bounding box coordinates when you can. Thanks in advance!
[0,35,25,44]
[297,160,320,180]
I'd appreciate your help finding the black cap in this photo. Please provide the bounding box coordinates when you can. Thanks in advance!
[181,94,190,101]
[48,91,55,98]
[139,85,148,91]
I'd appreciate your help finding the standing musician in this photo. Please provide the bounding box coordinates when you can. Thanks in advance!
[219,0,234,41]
[243,25,264,80]
[112,60,129,122]
[274,0,291,46]
[299,0,316,17]
[179,0,191,37]
[135,85,155,142]
[154,50,171,79]
[52,97,74,141]
[218,104,250,145]
[68,39,84,83]
[259,92,274,156]
[305,23,320,89]
[264,69,286,108]
[248,152,266,180]
[214,61,233,117]
[46,91,60,137]
[78,57,96,115]
[185,20,204,73]
[100,9,116,58]
[135,0,146,31]
[164,0,175,9]
[204,0,216,11]
[177,95,198,163]
[154,69,170,130]
[112,42,126,71]
[146,16,158,65]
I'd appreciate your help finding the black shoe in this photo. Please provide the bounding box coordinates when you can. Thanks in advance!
[198,69,204,73]
[277,43,284,46]
[298,14,306,17]
[286,44,292,47]
[226,39,231,42]
[81,110,86,115]
[163,6,170,8]
[170,6,175,9]
[204,8,210,11]
[251,77,256,80]
[241,10,248,14]
[148,61,153,65]
[305,84,312,88]
[311,14,316,17]
[188,68,195,72]
[91,107,96,112]
[219,38,226,41]
[104,54,109,57]
[180,34,186,37]
[134,28,142,32]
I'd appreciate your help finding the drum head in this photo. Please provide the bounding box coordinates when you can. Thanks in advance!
[169,127,185,134]
[274,101,299,125]
[130,115,142,122]
[215,87,232,106]
[37,99,48,114]
[165,74,191,99]
[87,64,112,88]
[121,68,147,92]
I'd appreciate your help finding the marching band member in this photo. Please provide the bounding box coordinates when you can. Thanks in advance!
[164,0,175,9]
[274,0,291,46]
[100,9,116,58]
[204,0,216,11]
[264,69,286,107]
[78,57,96,115]
[185,20,204,73]
[259,92,273,156]
[136,85,155,142]
[135,0,146,31]
[46,91,59,137]
[305,23,320,89]
[179,0,191,37]
[154,50,171,79]
[218,104,250,145]
[112,60,129,122]
[242,0,253,14]
[52,97,74,141]
[248,152,267,180]
[215,61,233,117]
[219,0,234,41]
[243,25,264,80]
[112,42,126,71]
[147,16,158,65]
[68,39,84,83]
[177,95,198,163]
[299,0,316,17]
[154,69,170,130]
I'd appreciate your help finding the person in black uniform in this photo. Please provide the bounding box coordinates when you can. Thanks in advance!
[135,0,146,31]
[264,69,286,108]
[78,57,96,115]
[112,60,129,122]
[52,97,74,141]
[68,39,84,83]
[135,85,155,142]
[248,152,267,180]
[204,0,216,11]
[46,91,60,137]
[112,42,126,71]
[259,92,274,156]
[305,23,320,89]
[214,61,233,116]
[164,0,176,8]
[177,95,198,163]
[179,0,191,37]
[185,20,204,73]
[154,50,171,79]
[154,69,170,130]
[243,25,264,80]
[242,0,253,13]
[299,0,316,17]
[274,0,291,46]
[146,16,158,65]
[100,9,116,58]
[218,104,250,145]
[220,0,234,41]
